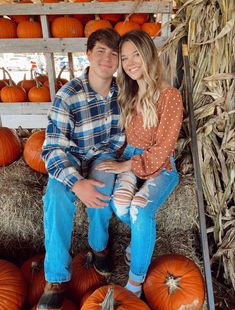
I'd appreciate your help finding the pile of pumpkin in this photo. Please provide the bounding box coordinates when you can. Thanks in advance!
[0,251,205,310]
[0,126,47,174]
[0,127,206,309]
[0,0,162,39]
[0,67,68,102]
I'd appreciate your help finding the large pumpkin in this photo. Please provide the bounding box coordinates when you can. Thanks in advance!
[20,254,46,308]
[81,284,150,309]
[68,252,106,304]
[143,254,205,310]
[0,127,22,167]
[0,259,26,310]
[23,130,47,174]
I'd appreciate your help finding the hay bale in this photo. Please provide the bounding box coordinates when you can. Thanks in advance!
[0,159,200,275]
[0,158,47,264]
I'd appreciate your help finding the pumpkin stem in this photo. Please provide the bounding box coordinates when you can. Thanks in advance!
[0,67,14,86]
[100,288,114,310]
[57,65,66,79]
[34,71,43,88]
[165,273,182,295]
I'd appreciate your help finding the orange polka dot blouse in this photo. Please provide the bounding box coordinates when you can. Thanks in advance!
[126,87,183,179]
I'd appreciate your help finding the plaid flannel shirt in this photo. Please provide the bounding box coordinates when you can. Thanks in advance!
[42,68,125,189]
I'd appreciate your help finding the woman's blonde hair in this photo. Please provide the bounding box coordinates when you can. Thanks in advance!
[117,29,164,129]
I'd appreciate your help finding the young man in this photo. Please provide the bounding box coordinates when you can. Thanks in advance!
[37,28,125,310]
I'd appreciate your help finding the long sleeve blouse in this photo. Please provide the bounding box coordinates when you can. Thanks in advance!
[126,87,183,179]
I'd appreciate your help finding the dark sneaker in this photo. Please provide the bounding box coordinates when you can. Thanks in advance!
[37,282,68,310]
[93,248,112,276]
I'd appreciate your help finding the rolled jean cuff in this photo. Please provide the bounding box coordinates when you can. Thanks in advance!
[129,270,146,283]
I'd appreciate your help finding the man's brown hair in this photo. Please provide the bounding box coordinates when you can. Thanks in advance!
[86,28,121,53]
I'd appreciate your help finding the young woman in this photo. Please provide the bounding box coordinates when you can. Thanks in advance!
[96,29,183,297]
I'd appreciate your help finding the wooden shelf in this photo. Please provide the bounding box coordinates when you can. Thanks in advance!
[0,1,172,128]
[0,36,167,53]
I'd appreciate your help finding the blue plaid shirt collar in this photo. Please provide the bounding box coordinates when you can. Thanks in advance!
[80,67,117,103]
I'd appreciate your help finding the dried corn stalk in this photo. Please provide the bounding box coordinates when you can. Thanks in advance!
[160,0,235,289]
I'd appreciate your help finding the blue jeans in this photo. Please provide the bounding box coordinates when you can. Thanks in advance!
[43,152,117,282]
[111,144,179,283]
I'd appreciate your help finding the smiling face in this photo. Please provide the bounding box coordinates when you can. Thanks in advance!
[120,40,144,82]
[87,42,119,80]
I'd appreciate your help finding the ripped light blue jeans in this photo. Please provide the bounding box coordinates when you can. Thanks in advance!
[110,144,179,283]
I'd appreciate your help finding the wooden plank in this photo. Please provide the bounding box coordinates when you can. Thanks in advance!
[0,102,51,114]
[40,15,57,101]
[1,114,48,128]
[0,37,167,53]
[0,1,171,15]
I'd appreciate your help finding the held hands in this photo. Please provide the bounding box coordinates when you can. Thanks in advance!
[71,179,110,209]
[95,159,132,174]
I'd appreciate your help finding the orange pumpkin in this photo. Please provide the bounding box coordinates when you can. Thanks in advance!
[28,83,51,102]
[114,20,140,35]
[0,17,17,38]
[0,259,26,310]
[0,127,22,167]
[1,84,27,102]
[21,254,46,308]
[84,16,112,37]
[142,22,161,37]
[17,18,42,38]
[128,13,149,25]
[143,254,205,310]
[23,130,47,174]
[17,71,37,98]
[51,16,83,38]
[31,298,79,310]
[68,252,106,304]
[81,284,150,309]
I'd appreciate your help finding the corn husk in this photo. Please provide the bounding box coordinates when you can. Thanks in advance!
[160,0,235,289]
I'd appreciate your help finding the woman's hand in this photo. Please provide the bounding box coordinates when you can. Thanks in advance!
[96,160,132,174]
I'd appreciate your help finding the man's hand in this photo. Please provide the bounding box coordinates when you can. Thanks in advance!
[72,179,110,209]
[95,160,132,173]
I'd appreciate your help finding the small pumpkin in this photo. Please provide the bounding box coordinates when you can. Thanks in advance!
[81,284,150,309]
[142,22,161,37]
[68,252,106,304]
[17,70,37,98]
[84,15,112,38]
[51,16,83,38]
[28,78,51,102]
[0,127,22,167]
[20,254,46,308]
[143,253,205,310]
[17,17,42,38]
[0,259,26,310]
[114,20,140,36]
[0,17,17,38]
[23,130,47,174]
[128,13,149,25]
